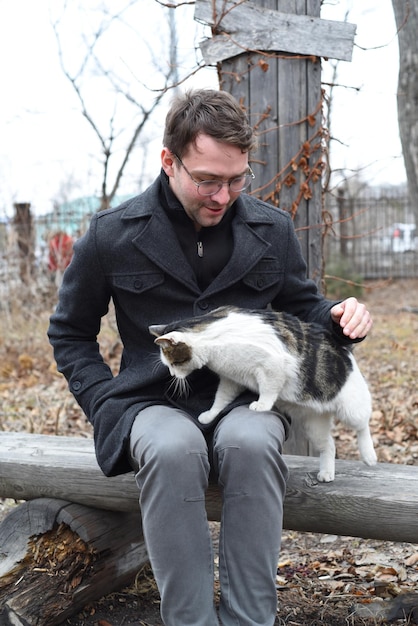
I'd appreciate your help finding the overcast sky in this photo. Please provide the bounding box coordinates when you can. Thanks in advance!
[322,0,405,189]
[0,0,406,217]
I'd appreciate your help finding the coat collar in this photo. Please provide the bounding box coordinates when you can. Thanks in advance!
[121,177,275,295]
[120,176,277,226]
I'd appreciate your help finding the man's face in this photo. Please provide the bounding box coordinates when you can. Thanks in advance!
[161,134,250,231]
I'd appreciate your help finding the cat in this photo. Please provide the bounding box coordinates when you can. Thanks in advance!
[149,306,377,482]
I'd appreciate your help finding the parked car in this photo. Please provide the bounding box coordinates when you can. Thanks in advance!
[382,223,417,253]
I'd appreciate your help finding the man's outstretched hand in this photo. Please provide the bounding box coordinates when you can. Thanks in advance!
[330,297,373,340]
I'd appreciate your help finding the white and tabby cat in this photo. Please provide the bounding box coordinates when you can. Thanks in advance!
[150,306,377,482]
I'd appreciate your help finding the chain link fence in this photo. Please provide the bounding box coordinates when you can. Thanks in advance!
[324,188,417,280]
[0,189,416,305]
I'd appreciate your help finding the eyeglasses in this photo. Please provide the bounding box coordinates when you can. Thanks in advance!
[174,154,255,196]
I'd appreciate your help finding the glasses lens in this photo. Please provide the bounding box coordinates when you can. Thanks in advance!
[230,175,252,192]
[198,181,223,196]
[197,173,254,196]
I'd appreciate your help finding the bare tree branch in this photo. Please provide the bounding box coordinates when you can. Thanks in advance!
[50,2,196,210]
[154,0,195,7]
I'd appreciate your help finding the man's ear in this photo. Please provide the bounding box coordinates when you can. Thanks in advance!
[161,148,176,177]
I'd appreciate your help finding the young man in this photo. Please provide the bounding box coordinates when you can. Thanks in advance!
[48,89,372,626]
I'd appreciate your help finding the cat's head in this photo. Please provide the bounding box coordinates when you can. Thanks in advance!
[149,326,203,379]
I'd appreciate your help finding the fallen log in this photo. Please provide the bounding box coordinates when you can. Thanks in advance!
[1,431,417,543]
[353,592,418,623]
[0,497,147,626]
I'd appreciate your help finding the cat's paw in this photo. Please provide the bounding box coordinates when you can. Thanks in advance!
[362,449,378,466]
[357,432,378,466]
[249,400,271,412]
[317,469,335,483]
[198,410,217,425]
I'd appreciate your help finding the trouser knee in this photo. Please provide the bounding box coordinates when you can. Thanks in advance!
[129,405,210,491]
[212,406,289,491]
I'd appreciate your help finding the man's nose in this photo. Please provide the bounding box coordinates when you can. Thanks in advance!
[211,183,231,203]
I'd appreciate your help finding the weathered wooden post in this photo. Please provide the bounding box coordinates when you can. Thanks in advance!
[13,202,35,284]
[337,188,349,258]
[195,0,356,455]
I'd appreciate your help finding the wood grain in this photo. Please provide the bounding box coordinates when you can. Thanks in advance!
[195,0,356,62]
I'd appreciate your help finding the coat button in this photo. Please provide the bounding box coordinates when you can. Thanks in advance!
[257,277,265,288]
[72,381,82,391]
[198,301,209,310]
[134,279,143,289]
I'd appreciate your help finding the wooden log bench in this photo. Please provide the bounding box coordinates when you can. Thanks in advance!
[1,431,417,626]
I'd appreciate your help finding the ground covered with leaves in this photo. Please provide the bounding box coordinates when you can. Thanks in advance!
[0,279,417,625]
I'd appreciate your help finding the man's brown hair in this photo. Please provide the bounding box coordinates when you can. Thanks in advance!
[163,89,257,157]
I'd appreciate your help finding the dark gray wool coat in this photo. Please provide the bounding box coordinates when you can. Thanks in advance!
[48,176,349,477]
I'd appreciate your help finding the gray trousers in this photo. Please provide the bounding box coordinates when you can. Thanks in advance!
[129,405,288,626]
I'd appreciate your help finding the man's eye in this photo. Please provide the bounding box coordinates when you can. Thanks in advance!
[199,180,220,188]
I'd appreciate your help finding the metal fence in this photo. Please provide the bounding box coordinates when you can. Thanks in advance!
[1,189,417,293]
[323,188,417,279]
[0,198,120,293]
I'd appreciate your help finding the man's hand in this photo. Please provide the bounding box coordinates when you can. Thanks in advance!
[330,297,373,340]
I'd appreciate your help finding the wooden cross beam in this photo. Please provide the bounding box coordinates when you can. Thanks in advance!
[195,0,356,64]
[1,432,417,544]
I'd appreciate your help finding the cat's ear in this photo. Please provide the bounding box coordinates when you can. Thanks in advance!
[154,335,177,348]
[149,324,166,337]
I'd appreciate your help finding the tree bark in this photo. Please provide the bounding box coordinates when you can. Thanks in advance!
[391,0,418,224]
[0,498,148,626]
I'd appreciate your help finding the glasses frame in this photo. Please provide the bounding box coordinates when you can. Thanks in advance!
[174,154,255,197]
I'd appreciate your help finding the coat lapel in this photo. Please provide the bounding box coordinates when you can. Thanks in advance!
[203,209,272,297]
[122,183,201,294]
[134,208,202,294]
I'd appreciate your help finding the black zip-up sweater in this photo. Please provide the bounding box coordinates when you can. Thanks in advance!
[160,170,234,291]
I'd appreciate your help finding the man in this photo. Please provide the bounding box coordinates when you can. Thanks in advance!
[48,89,372,626]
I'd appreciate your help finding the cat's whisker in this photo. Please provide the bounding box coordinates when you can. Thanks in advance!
[150,354,166,376]
[166,375,190,398]
[165,376,177,396]
[178,376,191,397]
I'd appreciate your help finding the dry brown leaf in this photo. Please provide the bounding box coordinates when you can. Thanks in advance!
[405,553,418,567]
